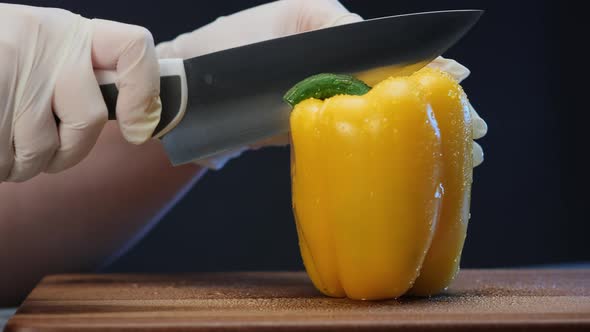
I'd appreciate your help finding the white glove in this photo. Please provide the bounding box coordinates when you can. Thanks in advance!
[157,0,487,169]
[0,4,161,182]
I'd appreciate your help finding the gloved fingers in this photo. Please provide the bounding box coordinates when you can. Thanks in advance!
[295,0,363,30]
[473,141,484,167]
[428,56,471,83]
[6,104,59,182]
[46,52,108,173]
[156,0,362,60]
[466,101,486,168]
[156,1,293,59]
[468,102,488,140]
[90,19,161,145]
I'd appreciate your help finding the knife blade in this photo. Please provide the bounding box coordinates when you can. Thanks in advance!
[97,9,482,165]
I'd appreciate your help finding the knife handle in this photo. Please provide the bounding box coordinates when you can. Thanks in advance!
[95,58,188,139]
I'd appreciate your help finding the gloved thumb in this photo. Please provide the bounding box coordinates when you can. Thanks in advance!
[90,19,161,144]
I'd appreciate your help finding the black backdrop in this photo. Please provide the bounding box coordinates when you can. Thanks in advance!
[8,0,589,271]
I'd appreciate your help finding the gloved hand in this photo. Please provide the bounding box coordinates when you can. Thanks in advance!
[0,4,161,182]
[157,0,487,169]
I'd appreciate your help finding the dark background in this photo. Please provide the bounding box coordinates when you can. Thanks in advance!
[12,0,589,271]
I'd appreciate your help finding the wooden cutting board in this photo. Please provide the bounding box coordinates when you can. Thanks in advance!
[5,269,590,331]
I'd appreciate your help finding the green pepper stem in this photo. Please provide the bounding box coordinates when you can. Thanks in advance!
[283,73,371,107]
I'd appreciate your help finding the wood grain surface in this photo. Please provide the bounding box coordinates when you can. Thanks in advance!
[5,269,590,331]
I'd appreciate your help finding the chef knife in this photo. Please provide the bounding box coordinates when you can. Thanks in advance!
[96,9,482,165]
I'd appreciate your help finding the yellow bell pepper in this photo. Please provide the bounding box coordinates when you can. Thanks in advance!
[286,67,474,300]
